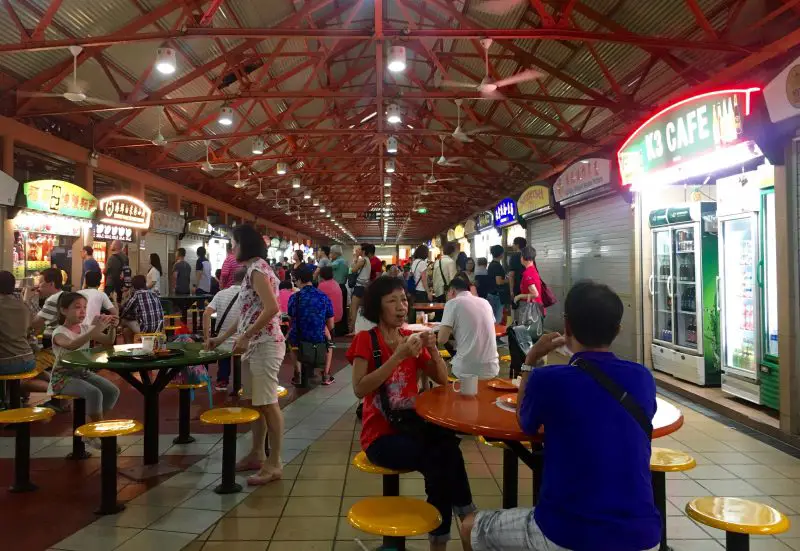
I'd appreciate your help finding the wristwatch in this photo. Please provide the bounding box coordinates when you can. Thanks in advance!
[520,363,535,373]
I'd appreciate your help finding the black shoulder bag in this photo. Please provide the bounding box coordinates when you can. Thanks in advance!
[211,292,239,338]
[573,358,653,440]
[369,329,429,437]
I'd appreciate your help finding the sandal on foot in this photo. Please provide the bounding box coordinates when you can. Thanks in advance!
[246,470,282,486]
[235,459,262,472]
[322,375,334,386]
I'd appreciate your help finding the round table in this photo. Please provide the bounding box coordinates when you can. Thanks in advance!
[415,381,683,507]
[61,342,231,478]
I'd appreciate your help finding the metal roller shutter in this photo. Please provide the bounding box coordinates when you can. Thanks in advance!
[527,214,565,332]
[568,194,636,361]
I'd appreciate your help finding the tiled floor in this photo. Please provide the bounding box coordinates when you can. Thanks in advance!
[16,362,800,551]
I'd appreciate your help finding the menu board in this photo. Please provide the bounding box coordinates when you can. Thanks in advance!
[553,159,611,204]
[23,180,97,219]
[475,211,494,232]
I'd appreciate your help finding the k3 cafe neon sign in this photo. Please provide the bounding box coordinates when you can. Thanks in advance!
[618,88,760,187]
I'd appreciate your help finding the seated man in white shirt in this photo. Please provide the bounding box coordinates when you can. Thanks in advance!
[437,277,500,379]
[79,271,118,324]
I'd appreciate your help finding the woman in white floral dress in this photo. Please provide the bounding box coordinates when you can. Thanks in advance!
[209,224,285,485]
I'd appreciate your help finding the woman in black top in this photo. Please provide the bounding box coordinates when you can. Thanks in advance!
[486,245,507,324]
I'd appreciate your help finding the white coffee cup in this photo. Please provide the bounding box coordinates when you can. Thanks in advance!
[453,374,479,396]
[141,336,155,353]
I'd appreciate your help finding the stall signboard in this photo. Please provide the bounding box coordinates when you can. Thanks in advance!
[454,224,465,239]
[517,184,551,218]
[475,211,494,232]
[446,228,456,241]
[98,195,152,229]
[494,198,517,228]
[23,180,97,219]
[554,158,612,204]
[151,210,185,234]
[617,88,761,188]
[464,219,476,236]
[186,219,214,237]
[95,223,133,242]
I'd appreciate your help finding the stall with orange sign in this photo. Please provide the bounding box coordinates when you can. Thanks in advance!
[11,179,97,285]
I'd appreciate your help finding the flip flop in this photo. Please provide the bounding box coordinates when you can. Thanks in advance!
[235,459,262,472]
[246,470,282,486]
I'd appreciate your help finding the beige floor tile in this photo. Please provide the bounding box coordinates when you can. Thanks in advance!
[677,439,734,453]
[149,508,225,534]
[203,542,270,551]
[273,516,338,540]
[251,479,296,497]
[343,477,384,496]
[702,452,761,465]
[400,478,427,495]
[488,463,533,480]
[749,479,800,496]
[746,452,800,466]
[162,471,223,489]
[229,496,287,517]
[94,505,172,529]
[283,496,343,516]
[462,450,487,464]
[198,525,215,541]
[286,453,306,466]
[776,515,800,538]
[472,494,503,510]
[53,525,141,551]
[320,431,356,441]
[304,451,352,465]
[668,540,724,550]
[129,486,200,507]
[747,539,794,550]
[780,538,800,550]
[114,529,197,551]
[330,418,357,431]
[774,496,800,514]
[298,464,348,479]
[332,539,380,551]
[268,542,333,551]
[696,479,763,497]
[467,478,502,496]
[292,479,346,497]
[723,464,786,479]
[180,489,250,511]
[183,542,205,551]
[667,516,713,539]
[772,465,800,478]
[309,440,354,453]
[209,517,279,540]
[684,465,738,480]
[465,462,495,478]
[335,516,363,541]
[666,479,711,497]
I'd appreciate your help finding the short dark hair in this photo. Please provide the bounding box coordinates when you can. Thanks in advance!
[490,245,504,259]
[197,246,206,258]
[132,274,147,290]
[513,237,527,249]
[0,270,15,294]
[279,280,293,290]
[320,266,334,281]
[320,246,330,256]
[83,246,94,256]
[233,266,247,285]
[57,292,86,325]
[42,268,63,289]
[443,242,457,256]
[85,271,102,288]
[477,257,488,267]
[521,246,537,261]
[362,277,407,324]
[449,275,470,292]
[413,244,429,260]
[564,280,623,348]
[297,267,314,284]
[233,224,267,262]
[177,247,186,257]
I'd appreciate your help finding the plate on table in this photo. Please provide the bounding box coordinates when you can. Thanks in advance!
[495,394,517,413]
[488,378,517,391]
[107,349,185,362]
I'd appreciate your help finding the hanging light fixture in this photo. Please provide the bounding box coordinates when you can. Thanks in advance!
[386,136,398,154]
[386,103,401,124]
[384,177,392,187]
[319,207,325,213]
[387,46,406,73]
[251,136,265,155]
[276,162,288,175]
[304,191,311,199]
[292,177,301,189]
[313,199,320,206]
[385,159,395,173]
[155,47,176,75]
[218,105,234,126]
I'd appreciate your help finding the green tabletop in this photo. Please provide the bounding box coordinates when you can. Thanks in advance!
[60,342,231,372]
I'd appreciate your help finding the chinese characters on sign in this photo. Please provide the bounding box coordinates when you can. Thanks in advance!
[475,211,494,232]
[493,198,517,228]
[23,180,98,219]
[94,223,133,242]
[98,196,152,229]
[517,184,551,217]
[553,158,612,203]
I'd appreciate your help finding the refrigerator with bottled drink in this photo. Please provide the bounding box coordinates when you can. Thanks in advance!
[759,189,779,409]
[649,202,720,385]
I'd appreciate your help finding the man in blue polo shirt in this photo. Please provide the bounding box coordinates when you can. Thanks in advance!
[288,267,335,386]
[462,280,660,551]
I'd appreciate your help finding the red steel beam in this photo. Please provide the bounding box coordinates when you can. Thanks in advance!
[199,0,225,26]
[684,0,719,39]
[529,0,557,27]
[30,0,63,41]
[3,0,30,40]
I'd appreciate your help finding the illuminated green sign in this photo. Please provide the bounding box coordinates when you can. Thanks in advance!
[23,180,98,219]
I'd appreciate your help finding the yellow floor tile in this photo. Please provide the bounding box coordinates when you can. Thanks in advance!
[251,480,296,498]
[283,496,343,517]
[228,496,287,517]
[297,464,348,480]
[209,517,279,541]
[291,479,346,497]
[268,542,333,551]
[273,516,338,540]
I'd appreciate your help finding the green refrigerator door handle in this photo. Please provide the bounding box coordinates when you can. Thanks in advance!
[757,260,764,288]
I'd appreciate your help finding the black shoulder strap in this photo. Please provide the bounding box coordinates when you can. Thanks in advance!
[573,358,653,439]
[215,291,240,333]
[370,328,394,416]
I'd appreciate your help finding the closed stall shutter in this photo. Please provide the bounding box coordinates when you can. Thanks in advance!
[527,215,565,332]
[568,194,636,361]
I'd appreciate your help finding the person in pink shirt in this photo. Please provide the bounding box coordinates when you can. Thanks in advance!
[514,246,545,317]
[318,266,343,323]
[278,280,294,314]
[219,242,243,289]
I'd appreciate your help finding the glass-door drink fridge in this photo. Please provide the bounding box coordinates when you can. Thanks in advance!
[717,187,778,407]
[649,202,720,385]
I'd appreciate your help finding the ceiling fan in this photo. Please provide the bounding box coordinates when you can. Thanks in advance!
[229,162,248,189]
[451,99,492,143]
[441,38,543,98]
[437,135,461,167]
[424,157,459,185]
[201,141,232,172]
[17,46,122,106]
[112,106,168,146]
[255,178,265,200]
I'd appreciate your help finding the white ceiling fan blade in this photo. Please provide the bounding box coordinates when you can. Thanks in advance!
[453,132,474,143]
[464,125,494,136]
[435,178,460,182]
[83,96,125,108]
[16,91,65,98]
[479,89,506,100]
[440,80,479,89]
[494,69,544,88]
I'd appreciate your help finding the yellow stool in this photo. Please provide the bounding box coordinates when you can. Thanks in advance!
[686,497,790,551]
[651,448,696,551]
[353,450,410,497]
[438,349,451,360]
[0,364,47,409]
[348,496,441,550]
[0,407,54,492]
[167,382,207,445]
[478,435,533,509]
[76,419,143,514]
[53,394,91,460]
[499,354,511,363]
[200,407,259,494]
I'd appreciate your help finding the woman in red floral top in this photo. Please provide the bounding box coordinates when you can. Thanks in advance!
[347,277,475,551]
[209,224,285,486]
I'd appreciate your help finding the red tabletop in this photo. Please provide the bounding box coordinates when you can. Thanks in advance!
[415,381,683,442]
[415,302,445,311]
